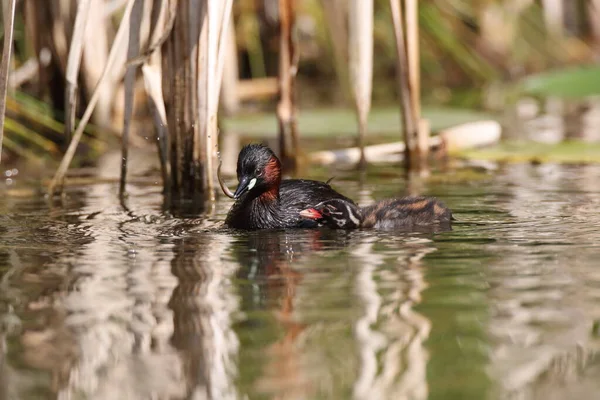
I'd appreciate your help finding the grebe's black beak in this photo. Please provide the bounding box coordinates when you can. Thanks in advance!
[233,176,257,199]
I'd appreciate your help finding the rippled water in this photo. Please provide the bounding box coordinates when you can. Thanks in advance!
[1,162,600,400]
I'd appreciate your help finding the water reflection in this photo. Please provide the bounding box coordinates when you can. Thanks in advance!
[2,163,600,398]
[352,236,433,400]
[512,97,600,143]
[170,233,239,399]
[483,164,600,398]
[233,229,352,399]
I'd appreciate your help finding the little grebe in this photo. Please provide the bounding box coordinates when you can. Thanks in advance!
[225,144,356,230]
[299,196,453,230]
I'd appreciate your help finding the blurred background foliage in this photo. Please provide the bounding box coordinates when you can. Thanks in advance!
[232,0,599,107]
[1,0,599,165]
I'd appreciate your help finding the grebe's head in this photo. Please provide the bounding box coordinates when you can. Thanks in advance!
[299,198,362,229]
[233,144,282,199]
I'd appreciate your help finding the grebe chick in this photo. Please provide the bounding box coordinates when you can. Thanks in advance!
[299,196,453,230]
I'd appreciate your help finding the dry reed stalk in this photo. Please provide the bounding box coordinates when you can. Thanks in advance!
[161,0,195,198]
[541,0,564,37]
[0,0,17,163]
[588,0,600,42]
[49,0,137,196]
[220,18,239,115]
[276,0,299,169]
[137,0,171,189]
[206,0,234,200]
[195,0,234,201]
[126,0,176,68]
[64,0,92,144]
[320,0,350,99]
[142,64,170,189]
[82,0,113,127]
[237,77,278,100]
[348,0,373,167]
[309,120,501,166]
[22,1,71,117]
[197,1,211,199]
[404,0,428,172]
[120,0,144,195]
[390,0,416,167]
[9,57,39,89]
[163,0,230,200]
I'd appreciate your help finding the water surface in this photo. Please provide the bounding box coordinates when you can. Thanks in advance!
[1,162,600,399]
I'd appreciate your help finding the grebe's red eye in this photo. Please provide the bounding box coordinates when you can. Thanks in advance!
[322,208,331,216]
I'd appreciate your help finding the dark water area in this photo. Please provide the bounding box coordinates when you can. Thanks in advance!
[1,160,600,400]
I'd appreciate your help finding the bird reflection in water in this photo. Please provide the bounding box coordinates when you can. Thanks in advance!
[232,228,352,399]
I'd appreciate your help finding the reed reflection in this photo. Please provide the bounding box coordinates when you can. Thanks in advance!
[169,232,240,400]
[488,164,600,397]
[5,185,187,399]
[229,228,437,399]
[352,236,434,400]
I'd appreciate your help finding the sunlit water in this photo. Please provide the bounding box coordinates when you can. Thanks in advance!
[1,162,600,400]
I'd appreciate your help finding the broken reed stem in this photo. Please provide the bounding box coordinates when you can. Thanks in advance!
[276,0,299,169]
[48,0,136,196]
[64,0,92,145]
[0,0,18,164]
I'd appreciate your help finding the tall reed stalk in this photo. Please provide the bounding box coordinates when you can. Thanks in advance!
[348,0,373,166]
[390,0,427,172]
[0,0,17,163]
[120,0,144,195]
[277,0,299,169]
[49,0,136,195]
[406,0,428,172]
[390,0,416,165]
[64,0,92,144]
[162,0,233,202]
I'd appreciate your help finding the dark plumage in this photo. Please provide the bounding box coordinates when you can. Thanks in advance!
[299,196,453,230]
[225,144,356,230]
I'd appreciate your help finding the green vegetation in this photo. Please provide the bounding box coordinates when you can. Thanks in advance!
[223,107,493,138]
[460,141,600,164]
[520,66,600,98]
